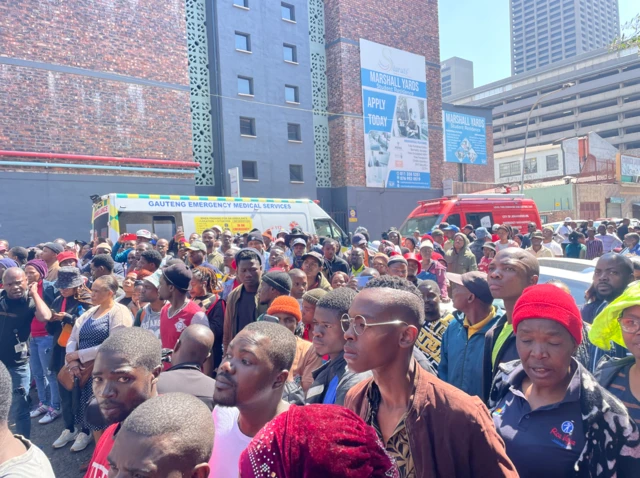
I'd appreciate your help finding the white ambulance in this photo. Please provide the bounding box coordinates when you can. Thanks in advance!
[91,193,349,246]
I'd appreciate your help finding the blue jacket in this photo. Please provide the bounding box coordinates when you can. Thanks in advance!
[438,307,503,398]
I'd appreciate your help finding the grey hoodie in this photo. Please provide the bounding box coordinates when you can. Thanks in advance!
[444,233,478,274]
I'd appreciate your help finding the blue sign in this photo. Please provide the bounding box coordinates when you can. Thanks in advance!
[443,110,487,165]
[362,90,397,134]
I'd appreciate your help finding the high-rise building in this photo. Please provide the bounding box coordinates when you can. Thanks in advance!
[510,0,620,75]
[441,57,474,99]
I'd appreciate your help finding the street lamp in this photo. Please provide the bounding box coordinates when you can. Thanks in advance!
[519,82,575,191]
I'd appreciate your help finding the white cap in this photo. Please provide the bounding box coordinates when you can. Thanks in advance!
[564,217,572,222]
[136,229,152,239]
[420,240,434,250]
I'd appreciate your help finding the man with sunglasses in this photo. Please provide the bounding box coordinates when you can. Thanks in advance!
[343,276,517,478]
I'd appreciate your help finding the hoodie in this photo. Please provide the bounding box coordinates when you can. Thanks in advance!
[444,233,478,275]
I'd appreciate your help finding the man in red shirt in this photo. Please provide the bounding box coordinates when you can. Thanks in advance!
[84,327,162,478]
[158,263,208,369]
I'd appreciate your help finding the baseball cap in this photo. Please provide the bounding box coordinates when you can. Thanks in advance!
[531,230,544,239]
[482,242,496,252]
[564,217,572,222]
[291,238,307,247]
[446,271,493,304]
[302,251,324,266]
[247,231,265,244]
[463,224,474,231]
[186,240,207,252]
[352,234,367,246]
[136,229,152,239]
[443,225,460,233]
[212,225,223,234]
[403,253,422,274]
[143,270,162,289]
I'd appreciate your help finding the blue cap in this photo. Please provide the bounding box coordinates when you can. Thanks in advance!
[443,225,460,233]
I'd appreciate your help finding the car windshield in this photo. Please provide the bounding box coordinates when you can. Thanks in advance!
[538,273,591,307]
[400,215,442,236]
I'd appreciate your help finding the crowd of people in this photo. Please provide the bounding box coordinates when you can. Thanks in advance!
[0,218,639,477]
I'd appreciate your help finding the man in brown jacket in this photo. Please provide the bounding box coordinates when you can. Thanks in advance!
[222,249,267,351]
[343,276,517,478]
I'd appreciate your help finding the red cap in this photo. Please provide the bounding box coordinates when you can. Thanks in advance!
[403,253,422,275]
[513,284,582,344]
[431,252,444,261]
[57,251,78,264]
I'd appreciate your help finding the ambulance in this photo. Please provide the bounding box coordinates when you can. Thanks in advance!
[91,193,349,245]
[399,194,542,236]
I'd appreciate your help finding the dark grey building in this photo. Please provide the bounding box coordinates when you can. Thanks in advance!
[193,0,318,199]
[510,0,620,75]
[441,57,474,99]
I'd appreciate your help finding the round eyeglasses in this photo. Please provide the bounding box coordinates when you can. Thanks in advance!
[340,314,408,336]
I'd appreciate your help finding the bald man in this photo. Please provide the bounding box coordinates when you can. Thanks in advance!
[481,249,539,402]
[157,325,217,410]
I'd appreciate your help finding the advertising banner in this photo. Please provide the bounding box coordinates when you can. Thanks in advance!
[359,39,430,188]
[621,154,640,183]
[442,110,487,165]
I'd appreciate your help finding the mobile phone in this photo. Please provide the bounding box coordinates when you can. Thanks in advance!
[356,275,373,288]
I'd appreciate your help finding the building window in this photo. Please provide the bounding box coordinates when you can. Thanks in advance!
[242,161,258,180]
[289,164,303,182]
[524,157,537,174]
[235,32,251,52]
[283,44,297,63]
[546,154,559,171]
[237,76,253,96]
[499,161,521,178]
[233,0,248,8]
[240,117,256,136]
[281,2,295,22]
[287,123,301,141]
[285,85,299,103]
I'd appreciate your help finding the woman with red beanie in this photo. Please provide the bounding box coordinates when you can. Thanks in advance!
[267,296,322,394]
[489,284,640,478]
[239,404,399,477]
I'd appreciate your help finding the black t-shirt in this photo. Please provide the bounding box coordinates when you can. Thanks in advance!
[236,288,257,334]
[0,291,36,368]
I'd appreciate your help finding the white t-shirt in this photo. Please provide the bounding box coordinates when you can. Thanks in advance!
[0,436,55,477]
[557,224,572,243]
[208,406,253,478]
[542,240,563,257]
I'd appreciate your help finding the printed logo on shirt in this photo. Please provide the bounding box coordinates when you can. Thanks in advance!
[492,406,505,417]
[175,318,187,333]
[86,463,109,478]
[550,420,576,449]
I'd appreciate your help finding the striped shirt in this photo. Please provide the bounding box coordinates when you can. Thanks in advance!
[585,238,604,260]
[608,363,640,425]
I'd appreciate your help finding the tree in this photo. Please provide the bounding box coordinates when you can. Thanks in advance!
[611,14,640,52]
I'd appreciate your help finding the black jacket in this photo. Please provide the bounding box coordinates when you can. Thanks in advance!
[305,352,371,406]
[594,355,635,389]
[323,255,349,280]
[47,295,92,372]
[157,363,216,411]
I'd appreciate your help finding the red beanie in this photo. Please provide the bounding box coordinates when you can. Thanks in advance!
[512,284,582,344]
[267,296,302,323]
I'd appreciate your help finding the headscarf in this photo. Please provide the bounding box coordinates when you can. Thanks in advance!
[239,405,399,478]
[25,259,48,281]
[589,281,640,350]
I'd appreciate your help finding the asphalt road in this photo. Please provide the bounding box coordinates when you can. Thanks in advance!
[13,389,96,478]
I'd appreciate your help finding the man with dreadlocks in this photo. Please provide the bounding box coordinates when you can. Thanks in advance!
[190,266,226,375]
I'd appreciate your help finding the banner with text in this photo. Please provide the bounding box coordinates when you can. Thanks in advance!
[360,39,430,188]
[442,110,487,165]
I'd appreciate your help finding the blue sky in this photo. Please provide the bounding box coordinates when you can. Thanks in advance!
[439,0,639,88]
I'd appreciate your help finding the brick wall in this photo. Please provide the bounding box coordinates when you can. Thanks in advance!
[0,0,192,176]
[324,0,494,190]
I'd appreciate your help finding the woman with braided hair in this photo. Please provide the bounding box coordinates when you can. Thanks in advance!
[190,266,226,376]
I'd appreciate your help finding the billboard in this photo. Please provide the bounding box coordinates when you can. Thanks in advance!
[359,39,430,188]
[621,154,640,183]
[442,110,487,165]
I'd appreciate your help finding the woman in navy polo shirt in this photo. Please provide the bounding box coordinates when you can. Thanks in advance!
[488,284,640,478]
